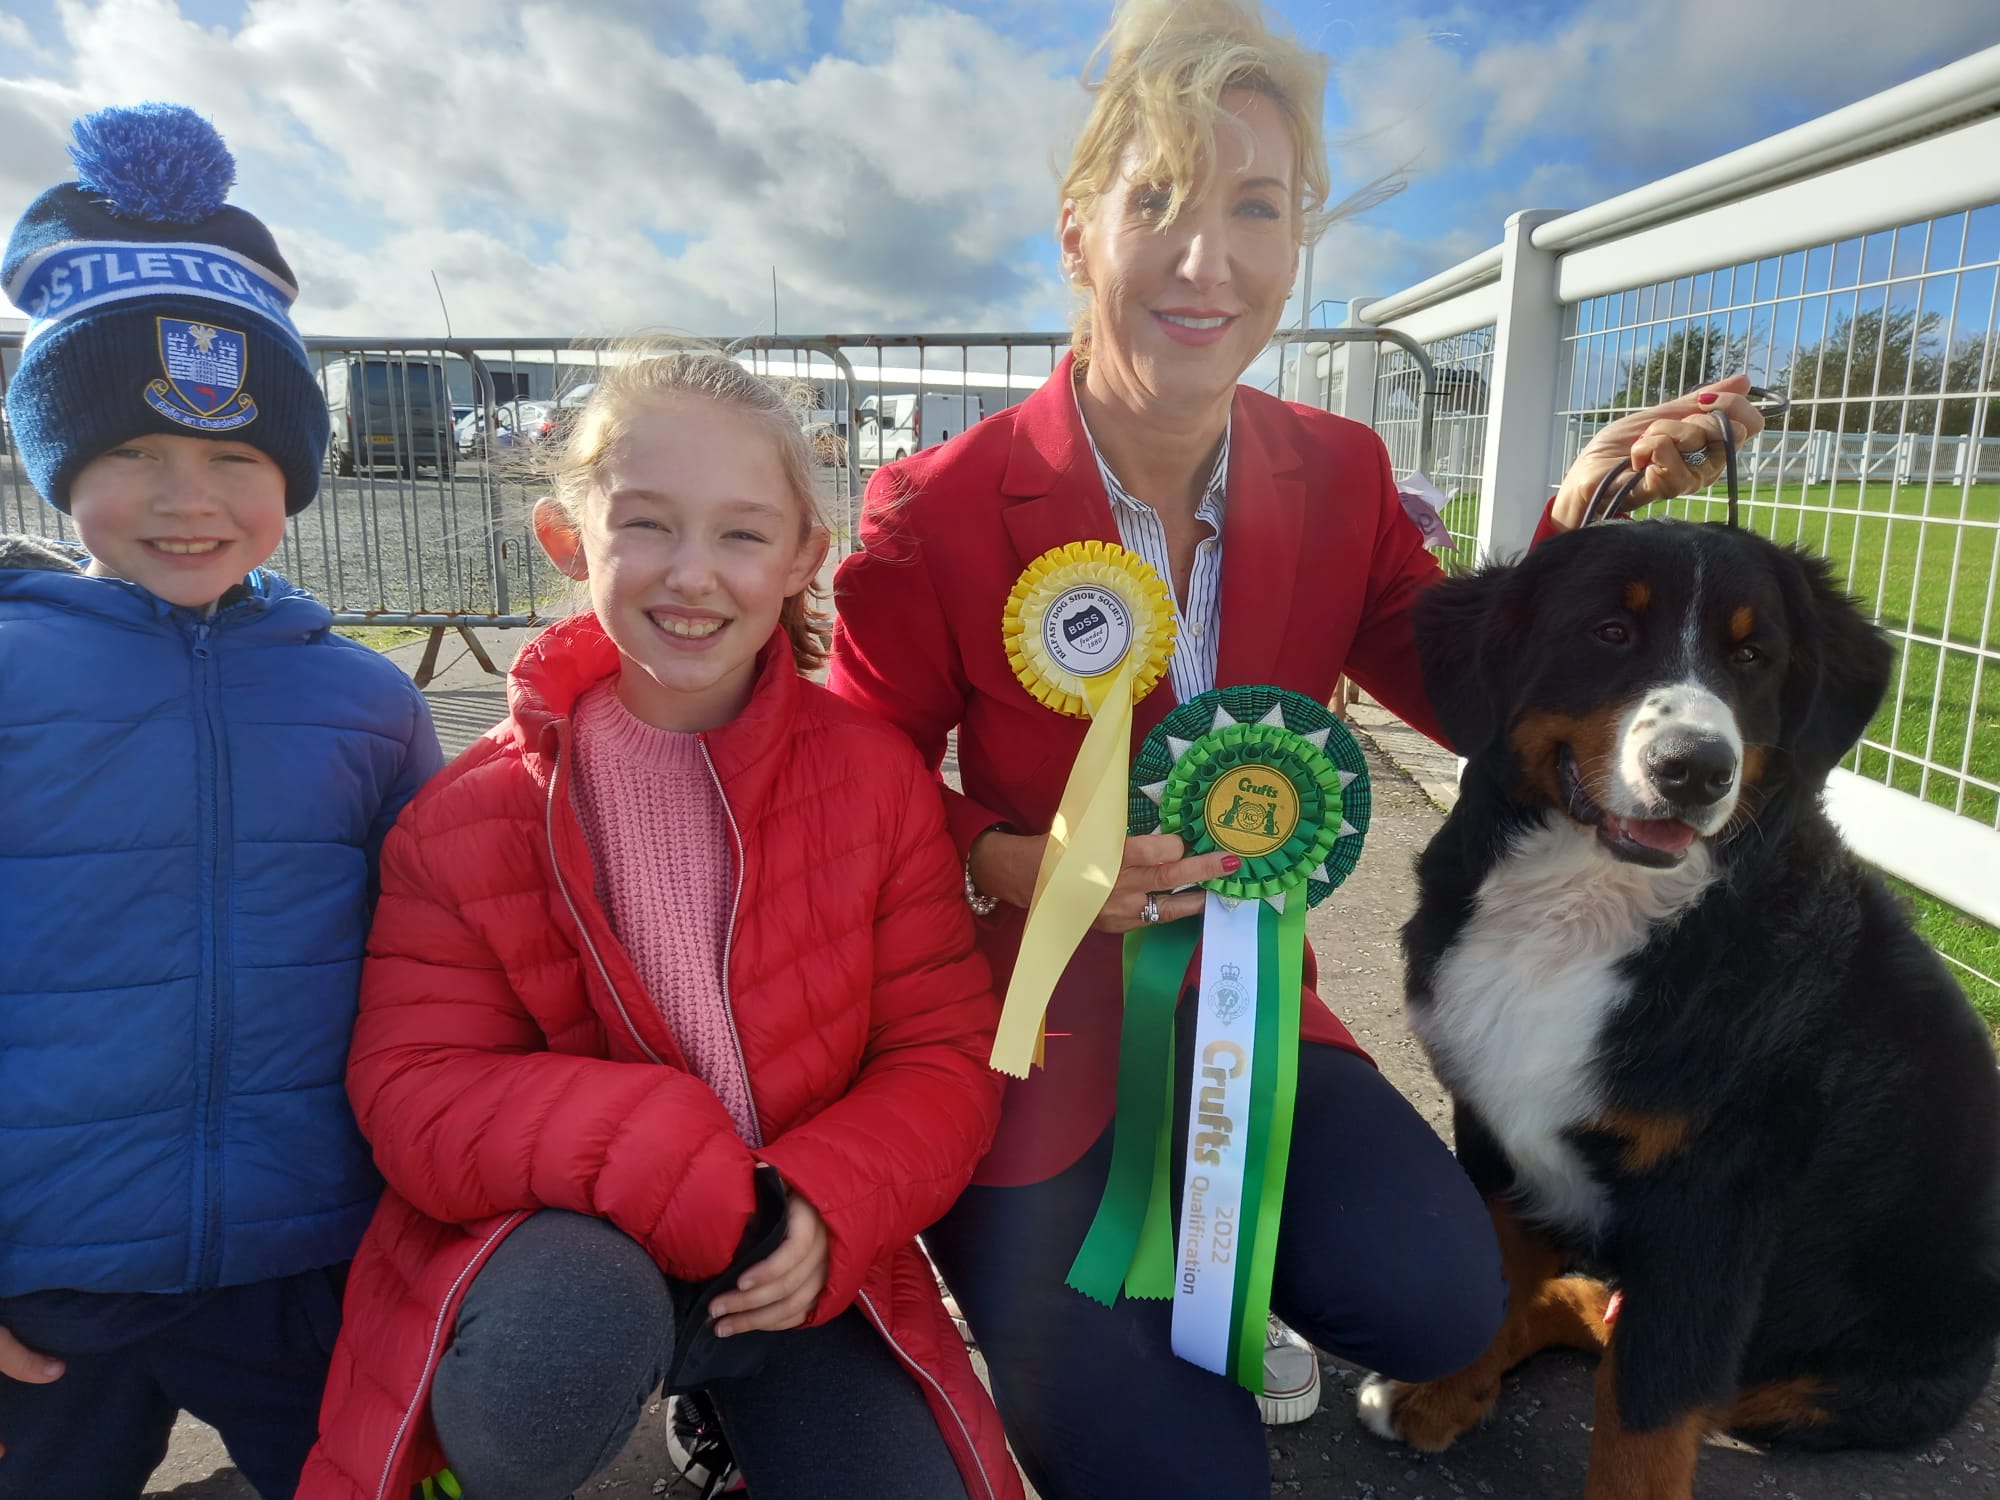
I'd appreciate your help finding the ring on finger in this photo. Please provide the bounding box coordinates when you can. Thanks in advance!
[1680,446,1710,470]
[1140,895,1161,925]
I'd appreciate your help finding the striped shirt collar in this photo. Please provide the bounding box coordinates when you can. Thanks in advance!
[1074,379,1231,526]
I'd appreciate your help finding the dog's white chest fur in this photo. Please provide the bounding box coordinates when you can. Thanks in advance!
[1413,818,1716,1235]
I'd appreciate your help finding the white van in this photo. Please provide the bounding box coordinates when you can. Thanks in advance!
[854,392,984,467]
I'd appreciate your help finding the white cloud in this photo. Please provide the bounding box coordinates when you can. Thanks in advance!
[1337,0,2000,177]
[0,80,83,213]
[700,0,808,60]
[2,0,1084,335]
[1307,215,1488,309]
[1328,31,1483,180]
[10,0,1994,340]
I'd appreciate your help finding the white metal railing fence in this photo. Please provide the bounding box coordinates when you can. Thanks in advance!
[1371,325,1496,559]
[1342,43,2000,938]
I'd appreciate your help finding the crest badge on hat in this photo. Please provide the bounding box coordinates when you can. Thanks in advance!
[143,316,258,431]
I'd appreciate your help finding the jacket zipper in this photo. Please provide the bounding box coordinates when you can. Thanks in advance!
[373,1211,527,1500]
[697,739,762,1147]
[543,741,664,1065]
[856,1288,999,1500]
[374,742,659,1500]
[189,619,229,1286]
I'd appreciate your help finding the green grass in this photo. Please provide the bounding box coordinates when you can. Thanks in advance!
[1883,876,2000,1040]
[1441,490,1482,567]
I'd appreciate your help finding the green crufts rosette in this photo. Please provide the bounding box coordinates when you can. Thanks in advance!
[1069,686,1371,1394]
[1130,685,1369,907]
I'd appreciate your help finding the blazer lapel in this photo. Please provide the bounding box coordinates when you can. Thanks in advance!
[998,353,1121,566]
[999,353,1181,745]
[1215,394,1308,689]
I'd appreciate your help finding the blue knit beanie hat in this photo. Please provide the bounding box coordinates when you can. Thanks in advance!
[3,103,328,514]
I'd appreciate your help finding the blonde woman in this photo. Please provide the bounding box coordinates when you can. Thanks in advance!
[831,3,1762,1493]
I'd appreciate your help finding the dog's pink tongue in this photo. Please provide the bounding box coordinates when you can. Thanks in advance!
[1617,816,1697,853]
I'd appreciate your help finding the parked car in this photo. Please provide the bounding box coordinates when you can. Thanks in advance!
[852,392,983,468]
[318,355,455,477]
[456,400,557,458]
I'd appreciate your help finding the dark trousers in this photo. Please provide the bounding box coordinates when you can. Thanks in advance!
[924,1041,1505,1500]
[431,1210,966,1500]
[0,1266,347,1500]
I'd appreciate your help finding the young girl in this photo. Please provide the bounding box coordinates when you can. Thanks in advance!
[299,352,1019,1500]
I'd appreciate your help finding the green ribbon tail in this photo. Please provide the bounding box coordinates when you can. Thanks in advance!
[1067,918,1199,1304]
[1229,898,1306,1391]
[1127,1010,1179,1298]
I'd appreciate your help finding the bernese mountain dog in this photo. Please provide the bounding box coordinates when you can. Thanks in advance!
[1355,518,2000,1499]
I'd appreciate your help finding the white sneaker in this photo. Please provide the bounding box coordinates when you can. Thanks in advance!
[1258,1315,1322,1425]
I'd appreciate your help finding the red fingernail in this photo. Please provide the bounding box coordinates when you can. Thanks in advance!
[1697,392,1718,405]
[1222,856,1242,872]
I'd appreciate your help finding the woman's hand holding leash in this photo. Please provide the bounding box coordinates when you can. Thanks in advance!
[1551,374,1768,530]
[969,829,1238,934]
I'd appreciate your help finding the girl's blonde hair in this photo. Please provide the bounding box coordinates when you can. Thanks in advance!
[543,346,832,673]
[1061,0,1358,358]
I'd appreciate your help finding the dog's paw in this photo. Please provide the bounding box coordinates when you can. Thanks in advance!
[1355,1370,1501,1452]
[1354,1373,1404,1439]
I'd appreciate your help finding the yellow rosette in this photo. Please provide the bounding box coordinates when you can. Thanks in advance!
[991,542,1175,1077]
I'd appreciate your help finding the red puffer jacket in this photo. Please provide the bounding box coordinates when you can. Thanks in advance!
[300,616,1018,1500]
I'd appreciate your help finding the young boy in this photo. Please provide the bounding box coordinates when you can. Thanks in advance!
[0,104,442,1498]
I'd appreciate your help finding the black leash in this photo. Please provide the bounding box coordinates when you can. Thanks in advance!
[1579,385,1791,529]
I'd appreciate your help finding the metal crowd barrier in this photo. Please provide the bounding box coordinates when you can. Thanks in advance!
[0,329,1437,672]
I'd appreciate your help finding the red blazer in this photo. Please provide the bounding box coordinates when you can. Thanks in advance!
[301,620,1019,1500]
[829,354,1452,1187]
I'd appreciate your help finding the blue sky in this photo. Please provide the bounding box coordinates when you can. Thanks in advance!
[3,0,1998,336]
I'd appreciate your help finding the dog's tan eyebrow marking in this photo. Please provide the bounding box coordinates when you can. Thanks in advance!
[1594,1109,1694,1173]
[1623,581,1651,612]
[1730,605,1756,641]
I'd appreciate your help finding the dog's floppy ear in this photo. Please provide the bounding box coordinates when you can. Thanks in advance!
[1413,562,1522,756]
[1778,549,1892,786]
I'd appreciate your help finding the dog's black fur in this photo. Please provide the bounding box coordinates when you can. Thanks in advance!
[1405,518,2000,1450]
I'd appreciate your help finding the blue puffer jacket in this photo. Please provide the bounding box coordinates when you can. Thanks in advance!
[0,543,443,1297]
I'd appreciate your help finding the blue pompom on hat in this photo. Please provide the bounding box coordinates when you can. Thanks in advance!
[3,103,328,514]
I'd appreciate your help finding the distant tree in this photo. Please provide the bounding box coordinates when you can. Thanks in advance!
[1780,307,1941,431]
[1584,326,1750,423]
[1770,306,1998,437]
[1940,333,2000,439]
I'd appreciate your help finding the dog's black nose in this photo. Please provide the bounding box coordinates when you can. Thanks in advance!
[1644,735,1737,806]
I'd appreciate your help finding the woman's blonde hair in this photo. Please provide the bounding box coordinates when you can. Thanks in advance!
[542,345,832,672]
[1060,0,1349,358]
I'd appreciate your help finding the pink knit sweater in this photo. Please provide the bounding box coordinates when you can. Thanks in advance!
[569,682,756,1139]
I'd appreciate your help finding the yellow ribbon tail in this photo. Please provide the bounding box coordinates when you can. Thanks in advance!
[989,660,1136,1077]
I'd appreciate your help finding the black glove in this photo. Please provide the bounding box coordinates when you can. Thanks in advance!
[665,1163,790,1393]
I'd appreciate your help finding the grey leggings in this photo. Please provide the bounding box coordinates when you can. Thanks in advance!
[429,1210,967,1500]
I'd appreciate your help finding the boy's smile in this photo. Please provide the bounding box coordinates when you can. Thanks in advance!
[66,434,289,609]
